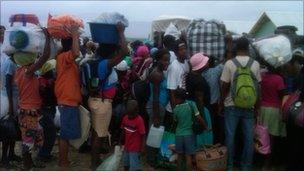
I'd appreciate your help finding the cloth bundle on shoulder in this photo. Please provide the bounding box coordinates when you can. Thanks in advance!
[186,19,226,60]
[253,35,292,68]
[47,14,84,39]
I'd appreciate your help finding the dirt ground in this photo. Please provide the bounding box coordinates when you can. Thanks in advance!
[0,142,286,171]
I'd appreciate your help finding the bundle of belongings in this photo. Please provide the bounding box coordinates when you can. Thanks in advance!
[3,14,59,66]
[89,12,129,44]
[47,14,84,39]
[93,12,129,27]
[253,35,292,68]
[186,19,226,61]
[164,23,181,40]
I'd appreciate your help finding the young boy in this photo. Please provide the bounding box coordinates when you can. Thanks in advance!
[55,26,82,168]
[120,100,145,171]
[37,60,57,162]
[173,88,199,171]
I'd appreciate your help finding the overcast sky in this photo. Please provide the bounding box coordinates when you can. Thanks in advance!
[1,1,303,38]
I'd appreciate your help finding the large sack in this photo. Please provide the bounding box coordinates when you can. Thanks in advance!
[0,92,9,119]
[93,12,129,27]
[253,35,292,68]
[164,23,181,40]
[96,146,123,171]
[3,23,45,55]
[47,14,84,39]
[69,105,91,149]
[187,19,226,60]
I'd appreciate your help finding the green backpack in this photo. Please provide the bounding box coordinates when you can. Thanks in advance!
[231,58,258,109]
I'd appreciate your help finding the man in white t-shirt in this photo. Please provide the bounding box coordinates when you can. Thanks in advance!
[219,37,261,171]
[164,40,190,131]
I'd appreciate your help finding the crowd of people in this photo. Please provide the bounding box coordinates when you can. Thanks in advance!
[0,20,304,171]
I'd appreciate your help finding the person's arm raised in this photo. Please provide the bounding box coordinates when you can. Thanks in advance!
[70,26,80,58]
[25,28,50,76]
[108,22,129,69]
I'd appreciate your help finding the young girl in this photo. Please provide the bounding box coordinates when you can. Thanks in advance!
[259,63,287,168]
[173,88,205,171]
[14,28,50,171]
[146,49,170,167]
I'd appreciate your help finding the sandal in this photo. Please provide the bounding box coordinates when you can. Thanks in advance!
[33,159,46,168]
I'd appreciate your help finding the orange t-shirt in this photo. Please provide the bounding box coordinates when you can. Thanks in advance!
[55,51,82,106]
[15,67,42,110]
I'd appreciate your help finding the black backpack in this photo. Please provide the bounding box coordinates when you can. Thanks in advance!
[81,59,111,96]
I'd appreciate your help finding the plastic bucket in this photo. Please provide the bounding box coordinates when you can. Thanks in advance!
[89,23,119,44]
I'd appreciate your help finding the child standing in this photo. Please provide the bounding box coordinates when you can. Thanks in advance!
[173,88,200,171]
[260,64,287,168]
[55,26,82,168]
[120,100,146,171]
[37,60,57,162]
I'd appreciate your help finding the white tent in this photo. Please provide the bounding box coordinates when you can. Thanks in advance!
[150,15,191,40]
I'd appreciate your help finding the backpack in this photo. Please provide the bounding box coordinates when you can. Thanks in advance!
[81,59,111,96]
[131,67,153,102]
[231,58,258,108]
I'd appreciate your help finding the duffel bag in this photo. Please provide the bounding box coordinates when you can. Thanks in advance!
[186,19,226,60]
[253,35,292,68]
[196,144,227,171]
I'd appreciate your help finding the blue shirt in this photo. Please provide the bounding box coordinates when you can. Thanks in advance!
[149,78,169,107]
[98,59,118,90]
[202,64,223,104]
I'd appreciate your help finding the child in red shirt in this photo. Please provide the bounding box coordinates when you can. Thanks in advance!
[120,100,145,171]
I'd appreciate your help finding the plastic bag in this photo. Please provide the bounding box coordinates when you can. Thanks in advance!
[0,92,9,119]
[164,23,181,40]
[93,12,129,27]
[54,106,61,128]
[160,131,175,160]
[254,124,271,155]
[96,146,123,171]
[3,23,45,55]
[47,14,84,39]
[253,35,292,68]
[13,52,38,66]
[70,105,91,149]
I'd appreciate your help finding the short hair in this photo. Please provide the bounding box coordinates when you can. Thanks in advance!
[173,39,187,53]
[126,99,138,111]
[236,37,249,52]
[131,40,143,52]
[163,35,176,50]
[61,38,73,52]
[0,25,5,30]
[155,49,170,62]
[175,88,187,100]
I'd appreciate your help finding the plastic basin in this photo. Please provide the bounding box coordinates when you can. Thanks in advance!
[89,23,119,44]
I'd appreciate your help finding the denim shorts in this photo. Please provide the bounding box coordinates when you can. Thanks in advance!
[123,151,141,170]
[59,105,81,140]
[175,135,196,155]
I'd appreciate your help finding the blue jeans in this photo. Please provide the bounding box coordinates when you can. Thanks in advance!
[123,151,141,170]
[224,106,254,171]
[38,106,57,158]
